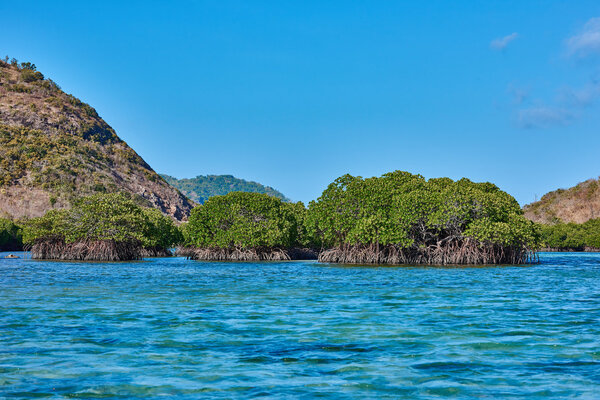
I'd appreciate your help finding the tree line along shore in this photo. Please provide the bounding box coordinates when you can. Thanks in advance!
[0,170,597,264]
[1,59,595,262]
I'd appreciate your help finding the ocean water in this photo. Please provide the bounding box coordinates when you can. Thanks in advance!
[1,252,599,399]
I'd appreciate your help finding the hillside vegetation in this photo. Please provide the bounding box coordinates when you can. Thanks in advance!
[0,58,193,220]
[524,178,600,224]
[161,174,289,204]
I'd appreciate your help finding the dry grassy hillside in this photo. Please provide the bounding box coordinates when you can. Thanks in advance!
[0,58,193,220]
[523,178,600,224]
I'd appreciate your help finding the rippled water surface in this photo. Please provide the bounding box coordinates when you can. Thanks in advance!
[1,252,599,399]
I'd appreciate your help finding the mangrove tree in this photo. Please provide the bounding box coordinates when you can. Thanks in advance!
[305,171,539,265]
[181,192,317,261]
[0,218,23,251]
[23,193,182,261]
[538,219,600,251]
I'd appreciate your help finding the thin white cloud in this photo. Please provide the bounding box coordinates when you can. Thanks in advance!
[516,80,600,129]
[509,19,600,129]
[558,81,600,107]
[490,33,519,50]
[517,106,573,129]
[515,80,600,129]
[566,17,600,57]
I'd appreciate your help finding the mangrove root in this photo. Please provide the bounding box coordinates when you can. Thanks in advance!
[176,246,318,261]
[30,238,142,261]
[318,239,538,265]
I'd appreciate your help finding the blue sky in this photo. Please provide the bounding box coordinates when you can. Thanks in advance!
[2,1,600,205]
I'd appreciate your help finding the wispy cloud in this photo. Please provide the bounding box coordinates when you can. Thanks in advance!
[511,19,600,129]
[517,106,573,129]
[515,80,600,129]
[558,80,600,107]
[490,33,519,50]
[566,17,600,57]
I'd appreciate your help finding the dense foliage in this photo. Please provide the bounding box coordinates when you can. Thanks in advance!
[0,218,22,251]
[141,207,183,253]
[23,193,181,260]
[539,219,600,250]
[0,124,115,189]
[161,174,289,204]
[306,171,539,264]
[184,192,306,248]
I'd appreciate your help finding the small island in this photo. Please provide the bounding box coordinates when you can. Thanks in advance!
[179,191,317,261]
[22,193,181,261]
[305,171,539,265]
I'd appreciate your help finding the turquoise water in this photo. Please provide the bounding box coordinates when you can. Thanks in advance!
[1,252,599,399]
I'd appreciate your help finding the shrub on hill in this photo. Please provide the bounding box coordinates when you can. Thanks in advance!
[181,192,316,260]
[306,171,539,265]
[23,193,182,261]
[21,69,44,83]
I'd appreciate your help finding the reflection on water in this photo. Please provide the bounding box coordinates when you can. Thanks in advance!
[1,252,599,398]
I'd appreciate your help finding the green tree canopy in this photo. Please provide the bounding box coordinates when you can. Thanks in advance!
[539,219,600,250]
[23,193,181,250]
[141,207,183,250]
[184,192,306,249]
[306,171,539,251]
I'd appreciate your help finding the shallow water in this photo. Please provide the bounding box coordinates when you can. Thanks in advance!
[1,252,599,399]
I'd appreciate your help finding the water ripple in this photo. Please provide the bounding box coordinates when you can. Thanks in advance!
[1,251,599,398]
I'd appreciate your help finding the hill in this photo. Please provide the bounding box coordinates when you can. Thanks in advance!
[523,177,600,224]
[160,174,290,204]
[0,58,193,221]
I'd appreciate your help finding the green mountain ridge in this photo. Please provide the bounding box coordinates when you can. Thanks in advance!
[0,58,193,221]
[160,174,290,204]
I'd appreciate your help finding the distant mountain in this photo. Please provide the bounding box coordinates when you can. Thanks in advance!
[0,58,193,220]
[160,174,290,204]
[524,177,600,224]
